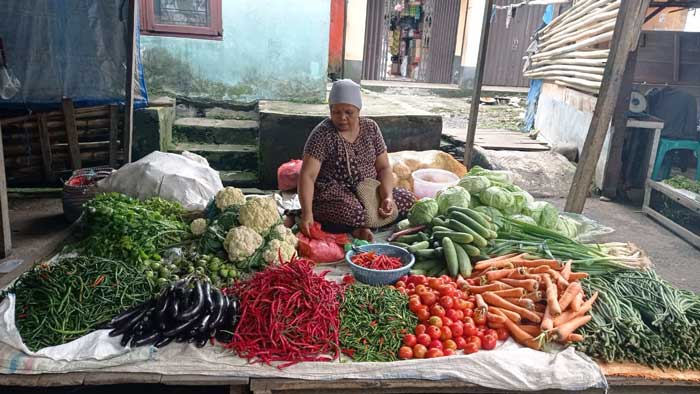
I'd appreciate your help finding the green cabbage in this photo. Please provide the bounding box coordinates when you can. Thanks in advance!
[523,201,559,229]
[468,166,513,185]
[436,186,471,214]
[473,206,504,228]
[408,198,439,226]
[458,175,492,195]
[479,186,515,212]
[508,214,537,225]
[503,190,534,215]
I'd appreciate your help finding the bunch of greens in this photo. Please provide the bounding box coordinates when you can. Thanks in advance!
[577,270,700,370]
[198,205,241,256]
[75,193,188,266]
[665,175,700,194]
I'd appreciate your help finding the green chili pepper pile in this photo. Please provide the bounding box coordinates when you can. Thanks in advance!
[339,284,417,362]
[576,270,700,370]
[5,256,155,351]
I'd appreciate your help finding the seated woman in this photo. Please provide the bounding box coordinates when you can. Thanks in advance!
[298,79,415,241]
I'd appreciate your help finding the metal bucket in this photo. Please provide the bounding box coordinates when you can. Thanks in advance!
[62,166,115,222]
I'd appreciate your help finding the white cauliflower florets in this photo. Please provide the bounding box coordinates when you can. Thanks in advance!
[270,224,298,247]
[215,187,246,210]
[262,239,297,264]
[190,218,208,236]
[224,226,263,262]
[239,196,281,234]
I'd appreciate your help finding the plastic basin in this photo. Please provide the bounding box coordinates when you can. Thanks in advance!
[412,168,459,199]
[345,244,415,286]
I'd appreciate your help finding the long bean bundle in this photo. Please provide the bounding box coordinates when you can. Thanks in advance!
[489,219,650,274]
[340,284,417,362]
[6,256,155,350]
[577,271,700,370]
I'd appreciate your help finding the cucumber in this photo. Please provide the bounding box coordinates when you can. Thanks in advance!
[445,219,488,248]
[428,263,446,277]
[449,211,493,240]
[432,231,474,244]
[448,207,493,231]
[413,260,441,273]
[414,249,438,260]
[396,232,429,244]
[434,247,444,259]
[461,244,482,257]
[442,237,459,278]
[408,240,430,253]
[431,226,452,234]
[431,216,449,228]
[389,242,410,248]
[410,269,427,276]
[453,243,472,278]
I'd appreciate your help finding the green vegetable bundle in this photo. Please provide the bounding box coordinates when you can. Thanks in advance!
[5,256,155,351]
[340,284,417,362]
[577,270,700,370]
[665,175,700,194]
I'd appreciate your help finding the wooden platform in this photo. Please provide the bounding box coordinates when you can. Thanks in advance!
[475,129,550,151]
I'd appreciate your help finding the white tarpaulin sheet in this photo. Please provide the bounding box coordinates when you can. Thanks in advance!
[0,292,607,391]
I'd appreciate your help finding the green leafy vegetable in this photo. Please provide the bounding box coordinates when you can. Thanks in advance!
[436,186,471,214]
[408,197,439,226]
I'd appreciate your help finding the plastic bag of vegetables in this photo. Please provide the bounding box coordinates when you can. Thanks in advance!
[436,186,471,214]
[522,201,559,229]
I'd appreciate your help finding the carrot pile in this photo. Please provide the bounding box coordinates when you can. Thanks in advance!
[467,253,597,351]
[351,252,404,270]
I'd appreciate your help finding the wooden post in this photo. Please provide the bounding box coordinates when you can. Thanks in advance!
[564,0,651,213]
[0,124,11,258]
[464,0,494,167]
[123,0,137,163]
[37,114,54,182]
[601,49,638,198]
[109,105,119,168]
[61,98,82,170]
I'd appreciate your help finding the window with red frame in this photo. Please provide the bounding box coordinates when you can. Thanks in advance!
[140,0,223,40]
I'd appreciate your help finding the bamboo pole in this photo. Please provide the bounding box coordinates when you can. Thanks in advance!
[524,70,604,82]
[540,19,617,52]
[531,31,613,59]
[540,0,600,35]
[524,64,605,74]
[541,1,620,41]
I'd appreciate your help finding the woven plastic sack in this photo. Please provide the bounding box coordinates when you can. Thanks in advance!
[97,151,223,211]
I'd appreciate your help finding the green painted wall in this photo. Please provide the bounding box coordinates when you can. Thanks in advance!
[141,0,330,103]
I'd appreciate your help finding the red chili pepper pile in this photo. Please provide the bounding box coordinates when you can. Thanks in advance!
[351,252,403,270]
[223,255,346,367]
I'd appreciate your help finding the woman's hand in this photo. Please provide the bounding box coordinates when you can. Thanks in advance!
[300,211,314,237]
[378,197,395,218]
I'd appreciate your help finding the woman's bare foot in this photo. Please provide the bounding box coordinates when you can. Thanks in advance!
[352,228,374,242]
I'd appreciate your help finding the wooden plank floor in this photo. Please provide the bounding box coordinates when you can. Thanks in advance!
[475,129,550,151]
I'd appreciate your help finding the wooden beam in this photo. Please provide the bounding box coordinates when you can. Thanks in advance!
[61,98,82,170]
[601,50,638,198]
[0,124,11,258]
[109,104,119,168]
[123,0,137,163]
[37,114,54,182]
[565,0,652,213]
[464,0,494,167]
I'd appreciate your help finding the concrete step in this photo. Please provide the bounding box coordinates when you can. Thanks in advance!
[170,143,258,172]
[172,118,259,145]
[219,170,259,188]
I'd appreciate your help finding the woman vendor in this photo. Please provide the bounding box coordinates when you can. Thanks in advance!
[298,79,415,241]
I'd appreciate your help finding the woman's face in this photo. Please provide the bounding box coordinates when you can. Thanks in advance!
[330,103,359,132]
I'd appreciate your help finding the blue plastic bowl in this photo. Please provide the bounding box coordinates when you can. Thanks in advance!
[345,244,415,286]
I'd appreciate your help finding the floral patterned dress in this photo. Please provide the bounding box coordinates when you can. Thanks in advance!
[303,117,415,228]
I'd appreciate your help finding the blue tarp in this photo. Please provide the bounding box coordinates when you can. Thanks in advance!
[0,0,147,110]
[521,4,555,132]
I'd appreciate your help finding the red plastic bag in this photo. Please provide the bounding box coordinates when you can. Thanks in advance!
[277,159,303,191]
[297,222,349,263]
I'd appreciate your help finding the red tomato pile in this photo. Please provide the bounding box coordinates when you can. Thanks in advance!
[394,275,509,359]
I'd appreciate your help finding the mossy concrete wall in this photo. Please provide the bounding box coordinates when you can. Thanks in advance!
[140,0,330,103]
[258,111,443,188]
[132,105,175,160]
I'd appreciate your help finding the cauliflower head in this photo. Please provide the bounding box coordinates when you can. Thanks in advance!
[270,224,298,247]
[239,196,280,234]
[262,239,297,264]
[224,226,263,262]
[190,218,208,236]
[215,187,246,210]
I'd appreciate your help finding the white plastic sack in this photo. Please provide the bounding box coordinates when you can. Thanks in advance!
[97,151,223,211]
